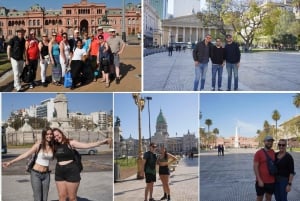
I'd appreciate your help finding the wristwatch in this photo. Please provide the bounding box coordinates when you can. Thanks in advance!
[288,182,292,186]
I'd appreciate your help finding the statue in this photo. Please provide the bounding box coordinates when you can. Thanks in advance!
[102,10,109,25]
[115,116,121,127]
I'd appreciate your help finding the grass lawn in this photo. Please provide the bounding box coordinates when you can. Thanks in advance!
[0,52,11,74]
[8,144,34,148]
[115,157,137,168]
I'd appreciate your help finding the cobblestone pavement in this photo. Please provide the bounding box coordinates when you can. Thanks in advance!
[114,156,199,201]
[200,149,300,201]
[143,51,300,91]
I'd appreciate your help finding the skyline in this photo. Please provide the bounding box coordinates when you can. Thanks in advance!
[0,0,141,10]
[114,93,199,140]
[200,93,300,138]
[2,93,113,121]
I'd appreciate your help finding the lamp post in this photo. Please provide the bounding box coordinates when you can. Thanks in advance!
[145,96,152,143]
[132,93,145,179]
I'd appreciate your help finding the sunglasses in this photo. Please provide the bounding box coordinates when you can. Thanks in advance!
[278,144,286,147]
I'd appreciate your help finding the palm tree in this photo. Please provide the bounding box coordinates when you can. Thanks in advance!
[205,119,212,148]
[272,110,281,142]
[293,93,300,111]
[213,128,219,147]
[263,120,270,135]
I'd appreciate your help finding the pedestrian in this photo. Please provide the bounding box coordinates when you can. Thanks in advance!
[168,45,173,56]
[2,127,54,201]
[89,33,100,82]
[38,33,50,87]
[210,38,225,91]
[106,28,125,85]
[49,32,62,86]
[157,146,177,201]
[70,39,87,89]
[59,32,71,79]
[25,29,40,89]
[217,144,221,156]
[192,34,213,91]
[224,34,241,91]
[143,142,158,201]
[52,128,111,201]
[274,139,295,201]
[7,28,26,92]
[253,136,276,201]
[97,34,111,88]
[221,145,224,156]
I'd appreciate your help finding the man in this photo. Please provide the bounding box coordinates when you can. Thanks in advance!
[25,29,39,89]
[69,29,81,54]
[253,136,276,201]
[96,26,110,41]
[192,34,212,91]
[7,28,26,92]
[224,34,241,91]
[210,38,225,91]
[107,28,125,84]
[143,143,157,201]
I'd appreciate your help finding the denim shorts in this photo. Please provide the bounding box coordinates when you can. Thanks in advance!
[55,161,81,182]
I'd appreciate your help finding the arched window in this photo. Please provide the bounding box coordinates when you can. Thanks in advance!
[45,20,49,25]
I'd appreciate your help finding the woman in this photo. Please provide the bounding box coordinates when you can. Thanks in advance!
[52,128,111,201]
[275,139,295,201]
[81,32,93,83]
[49,32,61,86]
[89,33,99,81]
[70,39,87,89]
[59,32,71,79]
[3,127,54,201]
[38,33,50,87]
[97,34,111,87]
[157,146,177,201]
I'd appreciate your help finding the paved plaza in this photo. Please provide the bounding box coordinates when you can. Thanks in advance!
[200,149,300,201]
[143,50,300,91]
[114,157,199,201]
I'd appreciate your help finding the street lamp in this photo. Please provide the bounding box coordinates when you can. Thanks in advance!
[132,93,145,179]
[145,96,152,143]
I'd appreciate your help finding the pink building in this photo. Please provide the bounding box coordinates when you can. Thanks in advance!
[0,0,141,39]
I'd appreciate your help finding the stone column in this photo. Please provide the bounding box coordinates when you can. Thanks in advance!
[196,28,199,42]
[176,26,178,43]
[189,27,192,42]
[183,27,186,42]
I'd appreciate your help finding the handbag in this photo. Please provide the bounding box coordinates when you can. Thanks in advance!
[25,144,42,173]
[262,149,278,176]
[72,149,83,172]
[20,65,34,83]
[64,71,72,88]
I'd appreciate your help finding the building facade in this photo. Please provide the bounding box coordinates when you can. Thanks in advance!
[0,0,141,39]
[144,0,160,47]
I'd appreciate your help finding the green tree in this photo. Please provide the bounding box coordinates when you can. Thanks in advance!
[213,128,220,147]
[205,119,212,147]
[263,120,271,135]
[272,110,281,141]
[293,93,300,111]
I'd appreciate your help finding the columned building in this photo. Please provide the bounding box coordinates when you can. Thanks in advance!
[0,0,141,39]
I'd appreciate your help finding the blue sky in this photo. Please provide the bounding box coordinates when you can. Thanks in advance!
[0,0,141,10]
[200,93,300,138]
[2,93,112,121]
[114,93,199,140]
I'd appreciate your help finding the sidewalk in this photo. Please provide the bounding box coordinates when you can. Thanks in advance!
[200,150,300,201]
[114,157,199,201]
[143,51,300,91]
[2,172,113,201]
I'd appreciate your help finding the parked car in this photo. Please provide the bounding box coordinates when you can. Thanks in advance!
[76,148,98,155]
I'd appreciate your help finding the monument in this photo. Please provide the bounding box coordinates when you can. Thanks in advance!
[51,93,72,130]
[234,127,239,148]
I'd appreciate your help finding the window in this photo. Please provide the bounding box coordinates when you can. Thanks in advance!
[67,19,71,25]
[33,20,36,26]
[97,9,102,14]
[37,20,40,26]
[66,9,72,15]
[29,20,32,26]
[74,20,77,25]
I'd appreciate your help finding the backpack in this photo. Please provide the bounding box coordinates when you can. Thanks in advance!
[20,65,34,83]
[72,149,83,172]
[26,144,42,173]
[262,149,278,176]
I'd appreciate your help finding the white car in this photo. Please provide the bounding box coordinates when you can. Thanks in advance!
[76,148,97,155]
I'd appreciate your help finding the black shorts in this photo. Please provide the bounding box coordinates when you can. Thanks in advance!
[145,174,156,183]
[159,166,170,175]
[255,182,275,196]
[55,161,81,182]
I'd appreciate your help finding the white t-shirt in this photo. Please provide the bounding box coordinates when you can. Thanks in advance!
[72,48,86,60]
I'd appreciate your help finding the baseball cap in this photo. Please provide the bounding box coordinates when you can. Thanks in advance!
[149,142,157,147]
[108,28,116,32]
[264,136,274,141]
[16,28,26,33]
[97,26,103,30]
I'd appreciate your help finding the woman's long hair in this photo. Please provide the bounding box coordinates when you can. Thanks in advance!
[41,127,54,152]
[162,146,168,160]
[52,127,71,154]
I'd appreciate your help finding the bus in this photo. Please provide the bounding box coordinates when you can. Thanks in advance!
[2,125,7,154]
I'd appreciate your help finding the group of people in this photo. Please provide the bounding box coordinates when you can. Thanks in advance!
[192,34,241,91]
[217,144,224,156]
[7,26,125,91]
[143,143,178,201]
[2,127,112,201]
[254,136,295,201]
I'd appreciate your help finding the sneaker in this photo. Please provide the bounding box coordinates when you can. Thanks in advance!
[116,77,120,84]
[29,84,34,89]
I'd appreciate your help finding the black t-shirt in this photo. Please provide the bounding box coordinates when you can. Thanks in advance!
[8,36,25,60]
[275,152,295,178]
[143,151,157,175]
[55,143,74,162]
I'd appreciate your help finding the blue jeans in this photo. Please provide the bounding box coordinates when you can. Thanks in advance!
[212,64,223,89]
[30,170,50,201]
[226,62,238,90]
[193,62,208,91]
[275,178,288,201]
